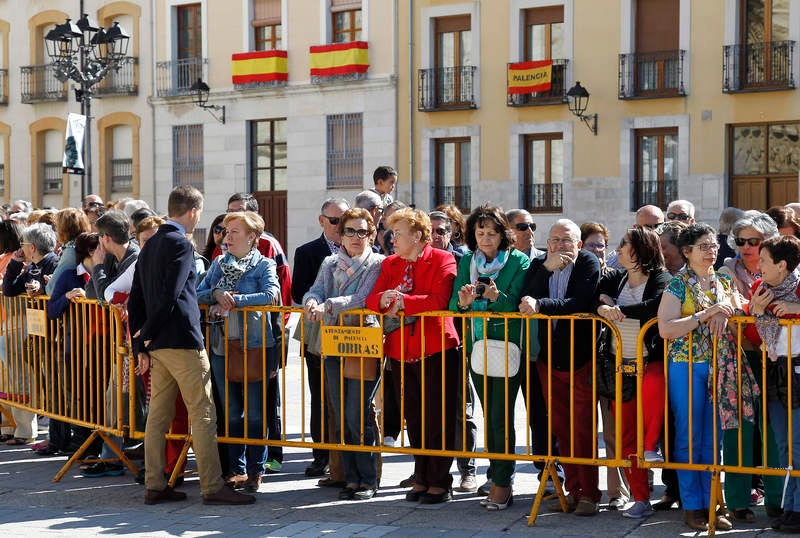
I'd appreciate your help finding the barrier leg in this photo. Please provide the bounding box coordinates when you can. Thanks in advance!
[707,469,723,537]
[168,435,193,488]
[0,405,16,430]
[52,430,101,482]
[527,460,564,526]
[95,430,139,475]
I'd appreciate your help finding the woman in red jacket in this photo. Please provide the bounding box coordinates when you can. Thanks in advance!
[366,208,460,504]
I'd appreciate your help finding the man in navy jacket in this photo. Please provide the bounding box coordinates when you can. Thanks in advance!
[128,185,254,506]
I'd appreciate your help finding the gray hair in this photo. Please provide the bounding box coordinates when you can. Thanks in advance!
[428,210,451,230]
[122,199,149,219]
[320,197,350,213]
[728,213,780,253]
[718,207,745,234]
[667,199,695,217]
[505,208,532,223]
[551,218,581,242]
[354,190,382,211]
[22,222,57,255]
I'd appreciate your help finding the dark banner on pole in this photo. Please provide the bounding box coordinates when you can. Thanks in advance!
[63,113,86,175]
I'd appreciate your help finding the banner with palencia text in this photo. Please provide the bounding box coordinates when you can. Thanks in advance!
[63,113,86,175]
[309,41,369,78]
[231,50,288,85]
[507,60,553,94]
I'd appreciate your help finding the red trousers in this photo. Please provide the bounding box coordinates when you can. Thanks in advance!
[612,361,665,501]
[164,394,189,474]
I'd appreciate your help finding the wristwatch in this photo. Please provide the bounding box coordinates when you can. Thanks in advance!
[692,313,701,324]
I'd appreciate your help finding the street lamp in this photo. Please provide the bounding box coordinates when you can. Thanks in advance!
[566,81,598,136]
[190,78,226,124]
[44,9,130,199]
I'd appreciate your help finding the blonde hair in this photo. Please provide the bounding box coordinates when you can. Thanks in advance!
[135,216,165,243]
[223,211,265,247]
[386,207,432,244]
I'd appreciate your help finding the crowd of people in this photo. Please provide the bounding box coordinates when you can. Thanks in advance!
[3,167,800,532]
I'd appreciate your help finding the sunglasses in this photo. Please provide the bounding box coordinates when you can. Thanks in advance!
[734,237,762,247]
[432,227,450,236]
[690,242,719,252]
[642,223,661,229]
[514,222,536,232]
[321,215,340,225]
[667,212,691,221]
[343,227,369,239]
[213,225,225,235]
[86,201,104,208]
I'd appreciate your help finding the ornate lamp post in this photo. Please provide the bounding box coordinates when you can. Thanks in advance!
[44,7,129,199]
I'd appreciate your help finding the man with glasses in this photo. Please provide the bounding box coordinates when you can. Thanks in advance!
[82,194,104,212]
[354,191,384,231]
[292,197,350,480]
[429,211,463,262]
[506,209,543,259]
[666,200,696,224]
[519,219,602,516]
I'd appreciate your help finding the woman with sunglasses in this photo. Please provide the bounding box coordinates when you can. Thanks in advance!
[719,213,783,521]
[658,223,757,532]
[303,208,384,501]
[202,214,227,261]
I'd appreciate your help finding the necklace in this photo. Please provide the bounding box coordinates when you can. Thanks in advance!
[745,266,761,279]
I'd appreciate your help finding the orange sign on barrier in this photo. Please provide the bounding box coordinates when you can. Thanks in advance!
[26,308,47,337]
[320,326,383,358]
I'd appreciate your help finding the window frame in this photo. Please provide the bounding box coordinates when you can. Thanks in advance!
[523,132,563,213]
[177,3,202,60]
[249,118,287,192]
[172,124,204,190]
[332,8,362,43]
[434,136,471,212]
[633,127,679,210]
[326,113,363,189]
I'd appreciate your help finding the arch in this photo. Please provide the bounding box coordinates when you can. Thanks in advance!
[97,1,142,57]
[97,112,141,199]
[30,117,67,207]
[0,121,10,203]
[28,10,68,64]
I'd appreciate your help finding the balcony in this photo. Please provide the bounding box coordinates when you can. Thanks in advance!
[156,57,208,97]
[20,64,67,104]
[42,162,63,194]
[0,69,7,105]
[526,183,562,213]
[95,57,138,97]
[633,179,677,210]
[110,158,133,192]
[507,59,569,107]
[434,185,471,213]
[418,66,477,111]
[723,41,795,93]
[619,50,686,99]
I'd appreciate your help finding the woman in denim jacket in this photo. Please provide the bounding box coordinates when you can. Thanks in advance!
[303,208,384,500]
[197,211,279,493]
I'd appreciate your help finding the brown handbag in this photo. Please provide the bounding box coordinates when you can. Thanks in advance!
[342,356,380,381]
[227,340,264,382]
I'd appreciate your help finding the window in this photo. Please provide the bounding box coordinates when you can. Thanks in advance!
[326,113,362,189]
[523,133,563,212]
[173,124,203,190]
[730,121,800,209]
[43,129,63,195]
[431,15,474,108]
[250,118,287,191]
[331,1,362,43]
[732,0,792,90]
[109,125,133,193]
[434,138,471,212]
[253,0,282,51]
[177,4,202,60]
[509,6,567,105]
[633,128,678,210]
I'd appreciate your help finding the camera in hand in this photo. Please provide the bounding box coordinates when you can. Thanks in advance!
[475,276,491,297]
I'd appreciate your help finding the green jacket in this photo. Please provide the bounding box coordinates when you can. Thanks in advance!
[448,249,534,356]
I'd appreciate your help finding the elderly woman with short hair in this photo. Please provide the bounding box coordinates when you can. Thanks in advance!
[366,208,460,504]
[3,222,58,298]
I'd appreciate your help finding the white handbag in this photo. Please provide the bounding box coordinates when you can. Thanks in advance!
[470,339,521,378]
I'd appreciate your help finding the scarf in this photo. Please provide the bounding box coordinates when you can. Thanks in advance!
[470,249,509,283]
[216,248,257,292]
[725,257,761,298]
[682,268,760,430]
[334,248,371,295]
[754,269,800,361]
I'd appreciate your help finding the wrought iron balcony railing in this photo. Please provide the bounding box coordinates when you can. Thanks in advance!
[110,158,133,192]
[507,59,569,106]
[20,65,67,103]
[633,179,677,210]
[723,41,795,93]
[42,162,63,194]
[0,69,7,105]
[434,185,471,212]
[418,66,477,111]
[619,50,686,99]
[156,57,208,97]
[526,183,563,213]
[95,57,138,97]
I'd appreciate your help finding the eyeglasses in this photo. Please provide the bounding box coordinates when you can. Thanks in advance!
[734,237,762,247]
[642,222,662,229]
[667,212,692,221]
[432,227,450,236]
[213,225,225,235]
[584,242,606,250]
[343,227,369,239]
[547,237,575,245]
[86,201,103,208]
[514,222,536,232]
[690,242,719,252]
[321,215,340,225]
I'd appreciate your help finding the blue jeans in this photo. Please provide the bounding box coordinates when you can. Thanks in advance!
[324,356,380,488]
[768,400,800,512]
[669,360,718,510]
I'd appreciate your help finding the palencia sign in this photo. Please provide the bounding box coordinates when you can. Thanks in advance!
[27,308,47,337]
[507,59,553,94]
[321,326,383,358]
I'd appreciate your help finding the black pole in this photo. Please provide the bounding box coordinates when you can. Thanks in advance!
[79,0,90,199]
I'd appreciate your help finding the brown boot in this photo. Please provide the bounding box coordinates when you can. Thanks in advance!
[684,509,708,531]
[244,473,262,494]
[144,486,187,505]
[203,484,256,505]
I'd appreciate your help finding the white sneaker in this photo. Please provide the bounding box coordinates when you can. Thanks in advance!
[383,436,397,447]
[623,500,654,519]
[643,450,664,463]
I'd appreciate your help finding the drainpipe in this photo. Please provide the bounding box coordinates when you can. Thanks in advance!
[408,0,415,207]
[150,0,157,210]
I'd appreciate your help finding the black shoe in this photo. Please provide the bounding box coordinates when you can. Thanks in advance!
[34,443,60,456]
[338,487,356,500]
[652,495,678,511]
[780,511,800,533]
[305,460,329,477]
[405,488,426,502]
[419,489,452,504]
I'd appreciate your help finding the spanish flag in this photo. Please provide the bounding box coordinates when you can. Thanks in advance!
[231,50,288,85]
[507,60,553,94]
[309,41,369,77]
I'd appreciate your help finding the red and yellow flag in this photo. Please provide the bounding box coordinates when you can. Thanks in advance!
[309,41,369,77]
[507,60,553,94]
[232,50,288,85]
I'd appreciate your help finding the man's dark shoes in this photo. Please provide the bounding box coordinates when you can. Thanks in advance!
[203,484,256,505]
[243,473,262,494]
[305,460,329,477]
[419,489,452,504]
[653,494,678,511]
[778,510,800,533]
[405,488,426,502]
[144,486,187,505]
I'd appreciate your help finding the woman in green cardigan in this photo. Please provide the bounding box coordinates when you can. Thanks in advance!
[449,205,531,511]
